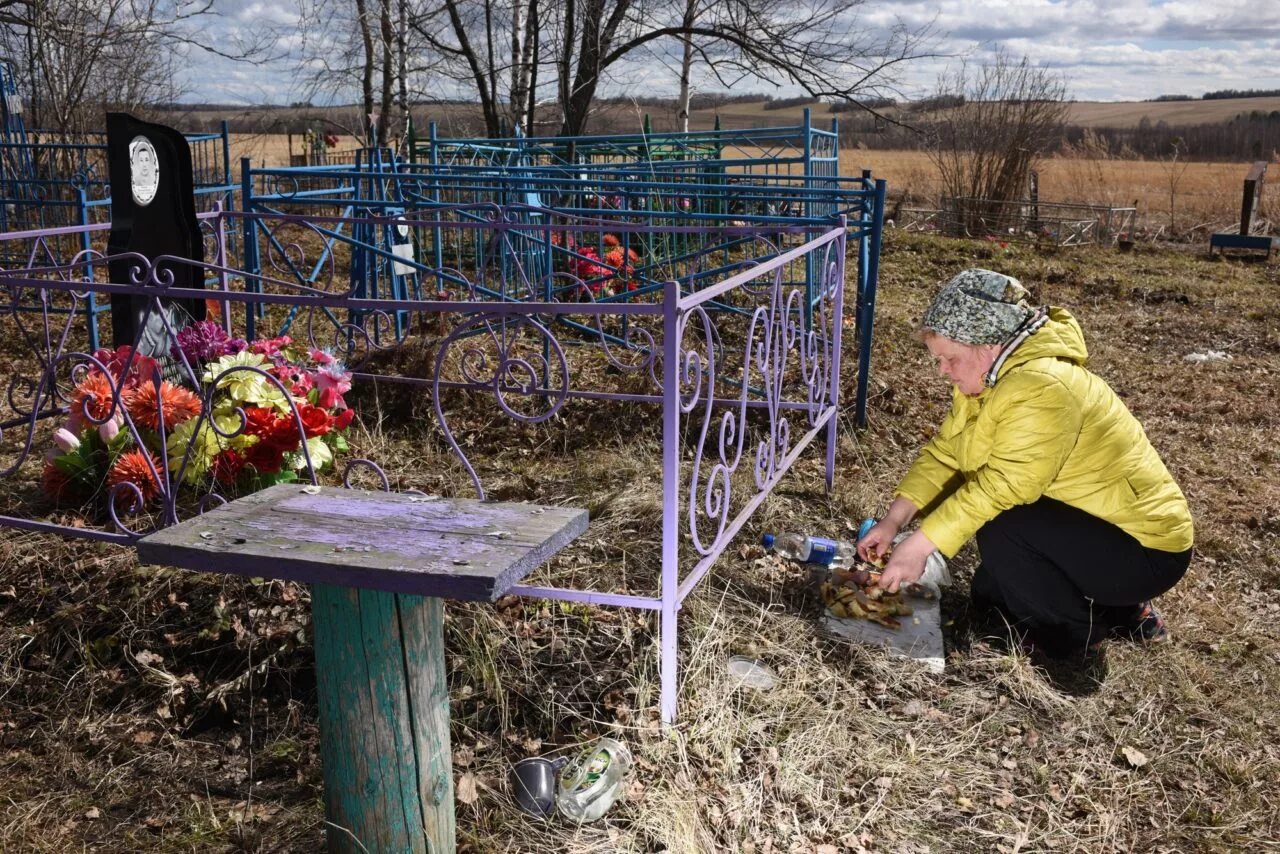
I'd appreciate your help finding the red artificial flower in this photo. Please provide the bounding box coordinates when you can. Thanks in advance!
[243,406,302,452]
[41,458,73,503]
[570,246,610,281]
[297,403,333,438]
[124,380,202,432]
[243,441,286,475]
[602,233,620,248]
[269,363,312,397]
[249,335,293,357]
[311,363,352,410]
[107,449,163,506]
[91,345,160,389]
[333,408,356,431]
[211,449,245,485]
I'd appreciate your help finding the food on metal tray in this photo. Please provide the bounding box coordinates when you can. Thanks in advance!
[820,563,914,629]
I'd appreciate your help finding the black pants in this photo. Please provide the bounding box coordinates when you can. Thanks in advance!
[972,498,1191,655]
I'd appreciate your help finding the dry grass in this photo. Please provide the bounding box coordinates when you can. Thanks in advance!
[2,234,1279,851]
[175,94,1280,139]
[843,149,1255,235]
[694,96,1280,132]
[228,133,366,169]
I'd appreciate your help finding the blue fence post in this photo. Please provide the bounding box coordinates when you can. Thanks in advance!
[854,179,886,428]
[858,168,872,319]
[76,187,100,351]
[429,121,444,295]
[239,157,260,341]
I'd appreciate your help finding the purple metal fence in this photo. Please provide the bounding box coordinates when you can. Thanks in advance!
[0,205,846,722]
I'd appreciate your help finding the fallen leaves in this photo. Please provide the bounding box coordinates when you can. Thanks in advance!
[456,772,479,805]
[134,649,164,667]
[1120,745,1149,768]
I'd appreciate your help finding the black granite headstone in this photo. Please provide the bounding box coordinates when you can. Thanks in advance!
[106,112,205,358]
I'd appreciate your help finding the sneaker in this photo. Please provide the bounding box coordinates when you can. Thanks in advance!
[1118,601,1170,644]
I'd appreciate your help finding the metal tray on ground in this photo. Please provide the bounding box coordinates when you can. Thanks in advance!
[820,581,945,673]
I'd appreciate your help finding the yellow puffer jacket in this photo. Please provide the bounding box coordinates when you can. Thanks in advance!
[895,307,1193,558]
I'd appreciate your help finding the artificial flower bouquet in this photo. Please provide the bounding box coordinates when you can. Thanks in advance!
[42,321,356,514]
[550,231,642,298]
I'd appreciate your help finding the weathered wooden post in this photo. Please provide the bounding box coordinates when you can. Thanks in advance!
[1240,160,1267,236]
[1210,161,1273,257]
[311,586,454,853]
[138,484,588,853]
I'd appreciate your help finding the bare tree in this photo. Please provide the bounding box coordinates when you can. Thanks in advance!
[925,50,1069,227]
[407,0,932,138]
[295,0,422,147]
[409,0,540,137]
[552,0,932,137]
[0,0,276,135]
[674,0,700,132]
[1159,136,1190,235]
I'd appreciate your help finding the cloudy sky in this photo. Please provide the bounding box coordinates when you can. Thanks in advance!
[183,0,1280,106]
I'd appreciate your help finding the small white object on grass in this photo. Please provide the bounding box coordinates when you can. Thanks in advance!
[1184,350,1232,363]
[726,656,777,691]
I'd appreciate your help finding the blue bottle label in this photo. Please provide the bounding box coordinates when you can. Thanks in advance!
[808,537,838,565]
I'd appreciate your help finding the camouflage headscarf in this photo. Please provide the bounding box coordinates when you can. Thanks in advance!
[921,269,1036,345]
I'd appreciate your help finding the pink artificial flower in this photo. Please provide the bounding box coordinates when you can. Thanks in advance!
[54,428,80,453]
[309,348,336,366]
[98,414,121,444]
[269,363,313,397]
[250,335,293,358]
[311,362,352,410]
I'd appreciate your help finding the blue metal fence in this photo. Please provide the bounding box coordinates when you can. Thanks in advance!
[238,148,886,424]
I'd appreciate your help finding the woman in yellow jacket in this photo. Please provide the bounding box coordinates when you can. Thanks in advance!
[859,269,1193,656]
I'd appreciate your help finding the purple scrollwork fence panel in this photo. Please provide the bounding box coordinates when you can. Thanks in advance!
[0,207,848,722]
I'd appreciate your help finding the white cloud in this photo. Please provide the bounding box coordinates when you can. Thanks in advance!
[170,0,1280,106]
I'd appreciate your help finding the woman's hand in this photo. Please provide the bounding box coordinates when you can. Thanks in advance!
[857,519,900,564]
[858,497,920,564]
[875,531,936,593]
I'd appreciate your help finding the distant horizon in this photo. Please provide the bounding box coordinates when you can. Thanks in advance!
[154,90,1280,112]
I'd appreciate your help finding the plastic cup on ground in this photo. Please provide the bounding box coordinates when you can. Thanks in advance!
[726,655,777,691]
[511,757,559,818]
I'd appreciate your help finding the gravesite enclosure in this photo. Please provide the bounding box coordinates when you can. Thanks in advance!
[1,5,1280,852]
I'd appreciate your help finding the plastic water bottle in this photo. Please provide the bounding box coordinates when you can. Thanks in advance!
[556,737,632,822]
[761,531,857,569]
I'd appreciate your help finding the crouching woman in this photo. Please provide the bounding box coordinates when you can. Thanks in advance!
[859,269,1193,656]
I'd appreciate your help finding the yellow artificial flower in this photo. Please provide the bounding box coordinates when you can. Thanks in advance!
[202,352,291,412]
[297,436,333,472]
[168,412,256,484]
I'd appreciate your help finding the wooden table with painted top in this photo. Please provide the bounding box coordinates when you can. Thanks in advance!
[138,483,589,854]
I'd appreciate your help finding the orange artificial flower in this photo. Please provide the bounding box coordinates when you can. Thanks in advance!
[107,449,164,506]
[70,372,118,425]
[125,381,202,432]
[602,233,620,248]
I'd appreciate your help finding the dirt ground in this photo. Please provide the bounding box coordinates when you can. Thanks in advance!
[1,232,1278,852]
